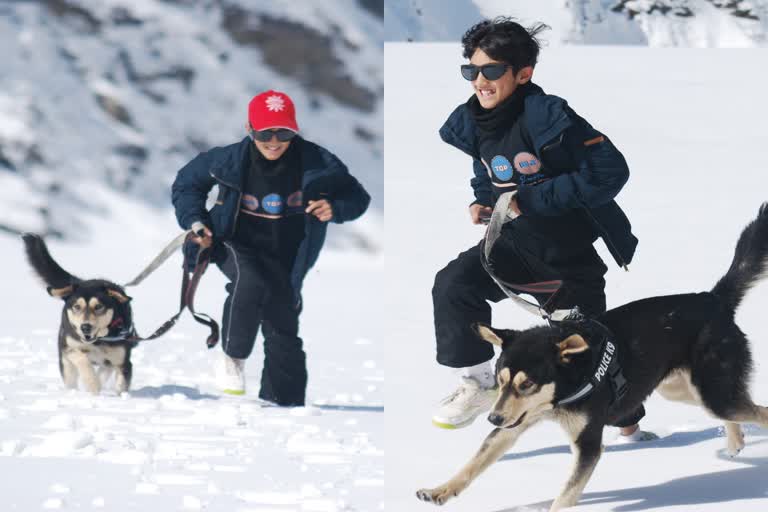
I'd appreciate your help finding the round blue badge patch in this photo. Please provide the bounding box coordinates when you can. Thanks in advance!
[262,193,284,214]
[490,155,513,181]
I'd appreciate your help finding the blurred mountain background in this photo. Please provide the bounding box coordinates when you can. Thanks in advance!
[385,0,768,45]
[0,0,383,250]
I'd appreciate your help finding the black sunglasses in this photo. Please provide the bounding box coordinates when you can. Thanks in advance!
[460,63,511,81]
[249,128,297,143]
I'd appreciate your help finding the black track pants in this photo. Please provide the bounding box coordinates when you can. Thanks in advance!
[432,241,644,426]
[433,242,607,368]
[216,242,307,406]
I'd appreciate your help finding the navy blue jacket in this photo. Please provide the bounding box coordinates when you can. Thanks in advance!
[439,93,638,267]
[172,137,370,295]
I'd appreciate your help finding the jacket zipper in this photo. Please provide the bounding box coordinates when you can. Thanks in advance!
[540,132,564,153]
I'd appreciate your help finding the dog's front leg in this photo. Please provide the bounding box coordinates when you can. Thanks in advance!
[68,350,101,394]
[114,362,132,393]
[416,426,526,506]
[60,355,79,389]
[550,427,602,511]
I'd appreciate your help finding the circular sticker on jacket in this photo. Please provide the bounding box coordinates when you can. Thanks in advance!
[262,193,284,214]
[287,190,303,208]
[513,152,541,175]
[490,155,513,181]
[241,194,259,210]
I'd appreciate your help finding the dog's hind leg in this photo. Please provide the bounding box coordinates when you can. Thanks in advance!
[550,424,603,512]
[724,421,746,455]
[416,424,529,506]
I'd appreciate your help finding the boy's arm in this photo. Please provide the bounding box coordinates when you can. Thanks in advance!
[315,149,370,224]
[516,121,629,216]
[470,157,494,208]
[171,151,217,230]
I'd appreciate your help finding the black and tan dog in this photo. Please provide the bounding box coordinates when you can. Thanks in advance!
[417,203,768,511]
[22,234,136,394]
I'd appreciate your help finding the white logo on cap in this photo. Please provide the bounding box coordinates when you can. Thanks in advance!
[265,95,285,112]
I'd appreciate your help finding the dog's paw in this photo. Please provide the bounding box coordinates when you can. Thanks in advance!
[726,432,746,457]
[416,486,458,506]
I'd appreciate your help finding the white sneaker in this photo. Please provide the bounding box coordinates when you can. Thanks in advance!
[216,352,245,395]
[432,377,497,429]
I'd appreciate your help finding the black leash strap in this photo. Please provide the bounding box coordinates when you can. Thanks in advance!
[124,233,219,348]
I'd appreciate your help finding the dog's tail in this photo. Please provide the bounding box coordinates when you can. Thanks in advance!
[21,233,81,289]
[711,202,768,312]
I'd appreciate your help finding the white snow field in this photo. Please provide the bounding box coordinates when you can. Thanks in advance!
[0,199,384,511]
[385,44,768,511]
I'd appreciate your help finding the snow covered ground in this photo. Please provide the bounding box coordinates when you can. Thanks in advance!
[0,198,384,511]
[385,43,768,511]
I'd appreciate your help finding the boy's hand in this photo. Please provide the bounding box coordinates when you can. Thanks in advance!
[190,222,213,248]
[469,204,492,225]
[306,200,333,222]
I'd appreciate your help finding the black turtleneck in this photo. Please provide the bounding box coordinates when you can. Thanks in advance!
[468,81,541,136]
[233,140,305,270]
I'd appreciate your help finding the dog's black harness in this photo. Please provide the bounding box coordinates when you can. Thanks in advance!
[555,317,628,408]
[480,191,629,408]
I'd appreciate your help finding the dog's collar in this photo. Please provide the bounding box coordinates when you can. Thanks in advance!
[95,313,136,344]
[556,322,628,407]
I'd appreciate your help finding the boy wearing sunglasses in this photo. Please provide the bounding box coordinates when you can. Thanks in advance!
[171,90,370,406]
[431,18,650,441]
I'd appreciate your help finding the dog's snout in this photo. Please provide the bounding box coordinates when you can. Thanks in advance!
[81,323,93,335]
[488,413,504,426]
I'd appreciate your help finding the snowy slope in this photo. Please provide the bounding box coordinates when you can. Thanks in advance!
[0,0,383,241]
[384,0,768,46]
[0,195,384,511]
[385,42,768,511]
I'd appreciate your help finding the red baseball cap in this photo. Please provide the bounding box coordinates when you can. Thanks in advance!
[248,90,299,132]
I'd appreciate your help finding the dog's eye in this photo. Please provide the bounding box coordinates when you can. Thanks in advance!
[72,304,82,312]
[94,304,105,313]
[519,379,535,392]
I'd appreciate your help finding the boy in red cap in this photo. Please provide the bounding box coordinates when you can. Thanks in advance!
[172,90,370,406]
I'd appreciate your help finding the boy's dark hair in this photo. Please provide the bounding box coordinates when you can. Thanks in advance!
[461,17,550,72]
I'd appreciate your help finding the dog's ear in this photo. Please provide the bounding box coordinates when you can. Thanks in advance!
[47,284,75,299]
[107,288,132,304]
[557,334,589,363]
[473,323,516,347]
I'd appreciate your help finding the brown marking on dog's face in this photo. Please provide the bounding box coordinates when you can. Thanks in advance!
[66,296,114,342]
[490,370,555,429]
[498,367,511,387]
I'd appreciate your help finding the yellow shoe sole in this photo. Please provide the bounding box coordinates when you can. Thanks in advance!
[222,389,245,396]
[432,417,474,429]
